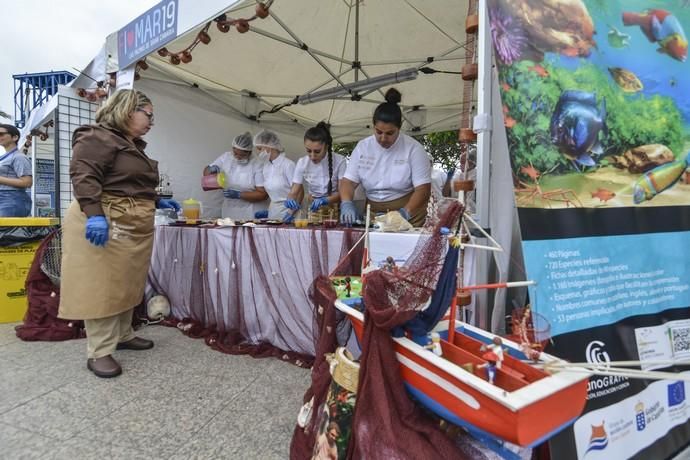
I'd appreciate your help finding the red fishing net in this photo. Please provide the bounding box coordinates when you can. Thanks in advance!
[15,230,85,341]
[292,199,487,459]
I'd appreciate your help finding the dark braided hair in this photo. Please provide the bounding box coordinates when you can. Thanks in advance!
[373,88,402,127]
[304,121,334,195]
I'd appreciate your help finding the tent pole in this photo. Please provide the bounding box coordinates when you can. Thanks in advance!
[355,0,360,82]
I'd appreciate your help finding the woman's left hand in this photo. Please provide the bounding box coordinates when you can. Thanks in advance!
[224,189,242,199]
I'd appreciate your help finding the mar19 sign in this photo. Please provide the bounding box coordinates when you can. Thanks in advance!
[117,0,178,68]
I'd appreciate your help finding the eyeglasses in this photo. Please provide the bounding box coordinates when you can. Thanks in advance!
[138,109,154,123]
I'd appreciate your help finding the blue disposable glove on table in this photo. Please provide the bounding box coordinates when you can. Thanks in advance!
[310,197,329,212]
[223,189,242,199]
[285,198,301,210]
[254,210,269,219]
[398,207,411,221]
[85,215,109,247]
[283,212,295,223]
[207,165,220,174]
[157,198,181,212]
[340,201,357,225]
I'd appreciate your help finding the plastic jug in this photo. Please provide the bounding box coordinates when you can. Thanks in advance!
[181,198,201,220]
[201,171,227,191]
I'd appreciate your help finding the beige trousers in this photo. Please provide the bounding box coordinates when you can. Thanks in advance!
[84,309,136,359]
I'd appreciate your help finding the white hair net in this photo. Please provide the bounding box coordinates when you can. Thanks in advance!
[253,129,283,151]
[232,132,253,151]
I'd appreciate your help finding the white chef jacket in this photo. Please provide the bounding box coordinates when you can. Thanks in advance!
[210,152,266,219]
[292,153,347,198]
[344,134,431,202]
[262,153,295,219]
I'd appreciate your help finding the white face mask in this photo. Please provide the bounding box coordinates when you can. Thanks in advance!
[236,158,250,165]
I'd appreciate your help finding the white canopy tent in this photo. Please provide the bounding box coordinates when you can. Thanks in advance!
[104,0,473,141]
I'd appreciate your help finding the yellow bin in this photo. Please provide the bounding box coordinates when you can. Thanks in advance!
[0,217,59,323]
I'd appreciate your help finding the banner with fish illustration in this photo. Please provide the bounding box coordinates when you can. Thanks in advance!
[489,0,690,458]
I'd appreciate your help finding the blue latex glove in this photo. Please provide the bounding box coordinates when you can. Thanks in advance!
[446,168,456,181]
[440,226,450,235]
[254,210,268,219]
[398,207,411,221]
[340,201,357,225]
[157,198,181,212]
[310,197,329,212]
[85,215,108,247]
[283,212,295,223]
[207,165,220,174]
[223,189,242,199]
[285,198,301,210]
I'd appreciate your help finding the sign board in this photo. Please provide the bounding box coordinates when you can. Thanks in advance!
[117,0,179,68]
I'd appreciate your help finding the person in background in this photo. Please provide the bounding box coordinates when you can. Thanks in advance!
[430,161,447,202]
[58,90,180,378]
[253,129,295,220]
[204,132,268,220]
[0,124,32,217]
[285,122,346,223]
[339,88,431,227]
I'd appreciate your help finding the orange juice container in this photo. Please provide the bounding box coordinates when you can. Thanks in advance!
[181,198,201,221]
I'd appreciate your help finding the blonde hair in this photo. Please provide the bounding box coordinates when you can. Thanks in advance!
[95,90,152,134]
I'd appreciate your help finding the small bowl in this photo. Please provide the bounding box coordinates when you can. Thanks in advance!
[294,219,309,228]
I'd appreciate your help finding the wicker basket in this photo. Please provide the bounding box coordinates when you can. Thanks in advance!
[330,347,360,394]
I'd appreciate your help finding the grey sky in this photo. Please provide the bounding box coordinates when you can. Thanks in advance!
[1,1,158,123]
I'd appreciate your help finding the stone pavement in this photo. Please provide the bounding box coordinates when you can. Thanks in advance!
[0,322,309,459]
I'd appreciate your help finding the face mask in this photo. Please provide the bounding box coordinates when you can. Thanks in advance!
[236,158,250,165]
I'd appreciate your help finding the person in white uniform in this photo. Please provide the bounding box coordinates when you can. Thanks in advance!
[203,132,268,220]
[253,129,295,220]
[285,122,347,222]
[430,164,448,202]
[339,88,431,227]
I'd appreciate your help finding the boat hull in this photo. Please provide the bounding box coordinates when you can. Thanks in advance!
[341,304,589,447]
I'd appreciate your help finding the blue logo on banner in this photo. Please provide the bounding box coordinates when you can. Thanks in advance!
[117,0,178,68]
[635,402,646,431]
[668,381,686,407]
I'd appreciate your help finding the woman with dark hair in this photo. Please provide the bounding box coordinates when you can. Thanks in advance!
[0,124,32,217]
[59,89,180,378]
[285,122,347,222]
[339,88,431,227]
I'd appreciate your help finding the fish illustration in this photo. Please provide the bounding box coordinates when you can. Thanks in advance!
[550,90,608,167]
[591,188,616,202]
[622,9,688,62]
[607,25,631,48]
[633,152,690,204]
[608,67,643,92]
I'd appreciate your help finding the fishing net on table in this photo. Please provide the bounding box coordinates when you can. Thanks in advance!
[291,199,491,460]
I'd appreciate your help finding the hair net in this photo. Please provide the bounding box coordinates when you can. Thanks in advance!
[253,129,283,151]
[232,131,253,151]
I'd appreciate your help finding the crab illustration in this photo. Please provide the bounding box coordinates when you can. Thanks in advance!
[514,164,582,208]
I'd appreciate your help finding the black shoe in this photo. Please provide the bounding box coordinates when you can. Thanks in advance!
[116,337,154,350]
[87,355,122,378]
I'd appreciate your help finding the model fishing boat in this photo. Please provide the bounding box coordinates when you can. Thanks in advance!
[335,296,590,447]
[328,201,591,448]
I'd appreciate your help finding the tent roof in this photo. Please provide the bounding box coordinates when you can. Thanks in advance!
[133,0,472,141]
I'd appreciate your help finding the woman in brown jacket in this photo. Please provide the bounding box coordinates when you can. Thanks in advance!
[59,90,179,378]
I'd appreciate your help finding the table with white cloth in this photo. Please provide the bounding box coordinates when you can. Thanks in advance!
[147,226,474,357]
[147,225,366,356]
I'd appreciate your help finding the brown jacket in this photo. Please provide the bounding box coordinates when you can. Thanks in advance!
[70,124,159,216]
